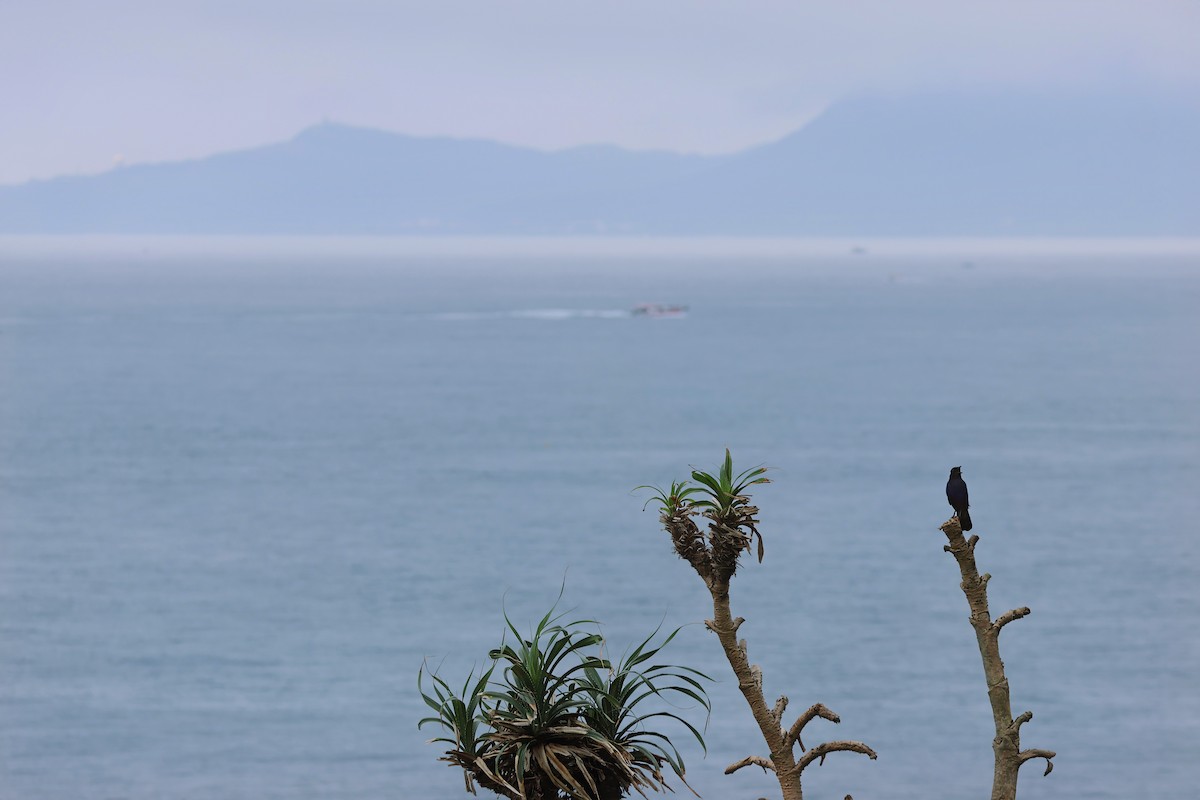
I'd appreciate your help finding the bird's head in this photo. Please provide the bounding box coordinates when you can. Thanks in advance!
[950,466,962,477]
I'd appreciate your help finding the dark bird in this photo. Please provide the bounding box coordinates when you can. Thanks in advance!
[946,466,973,531]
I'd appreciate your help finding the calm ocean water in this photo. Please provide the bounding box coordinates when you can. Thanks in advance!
[1,238,1197,800]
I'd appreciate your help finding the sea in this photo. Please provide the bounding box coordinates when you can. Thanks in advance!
[1,237,1197,800]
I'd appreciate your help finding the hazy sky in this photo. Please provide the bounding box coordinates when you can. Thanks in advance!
[4,1,1198,185]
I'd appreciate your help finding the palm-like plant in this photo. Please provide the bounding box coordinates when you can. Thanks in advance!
[688,449,770,521]
[419,664,504,794]
[635,480,702,518]
[640,453,879,800]
[690,449,770,574]
[635,480,709,579]
[419,603,710,800]
[578,626,710,795]
[484,608,617,800]
[640,450,770,582]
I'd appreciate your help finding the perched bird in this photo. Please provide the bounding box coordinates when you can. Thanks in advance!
[946,466,973,531]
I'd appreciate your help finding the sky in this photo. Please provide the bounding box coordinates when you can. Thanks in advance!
[3,0,1199,185]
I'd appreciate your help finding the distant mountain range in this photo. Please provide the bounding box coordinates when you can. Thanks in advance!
[3,91,1198,235]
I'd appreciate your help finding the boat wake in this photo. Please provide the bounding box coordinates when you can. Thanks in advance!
[430,306,686,322]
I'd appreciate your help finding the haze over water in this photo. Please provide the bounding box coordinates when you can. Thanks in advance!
[1,238,1197,799]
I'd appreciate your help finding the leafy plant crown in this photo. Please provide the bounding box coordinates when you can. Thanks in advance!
[419,600,711,800]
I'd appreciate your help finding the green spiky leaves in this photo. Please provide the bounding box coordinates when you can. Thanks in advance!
[689,449,770,519]
[419,603,711,800]
[635,480,703,517]
[640,450,770,581]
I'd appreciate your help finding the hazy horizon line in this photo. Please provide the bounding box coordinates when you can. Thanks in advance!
[5,234,1200,262]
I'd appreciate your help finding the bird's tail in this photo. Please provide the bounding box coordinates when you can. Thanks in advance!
[960,508,973,532]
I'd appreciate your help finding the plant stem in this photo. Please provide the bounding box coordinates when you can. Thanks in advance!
[706,577,804,800]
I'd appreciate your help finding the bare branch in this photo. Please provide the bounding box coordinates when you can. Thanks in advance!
[1018,749,1056,776]
[785,703,841,751]
[771,695,789,727]
[791,740,877,775]
[705,615,745,634]
[940,520,979,555]
[1009,710,1033,732]
[724,755,775,775]
[994,607,1032,632]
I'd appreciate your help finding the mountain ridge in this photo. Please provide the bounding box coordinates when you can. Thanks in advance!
[2,91,1197,235]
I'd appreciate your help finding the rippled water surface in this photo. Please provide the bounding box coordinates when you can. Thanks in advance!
[1,238,1198,799]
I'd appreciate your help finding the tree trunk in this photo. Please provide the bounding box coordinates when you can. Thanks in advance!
[707,578,803,800]
[705,575,876,800]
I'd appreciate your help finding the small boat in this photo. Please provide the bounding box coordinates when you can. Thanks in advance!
[631,303,688,318]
